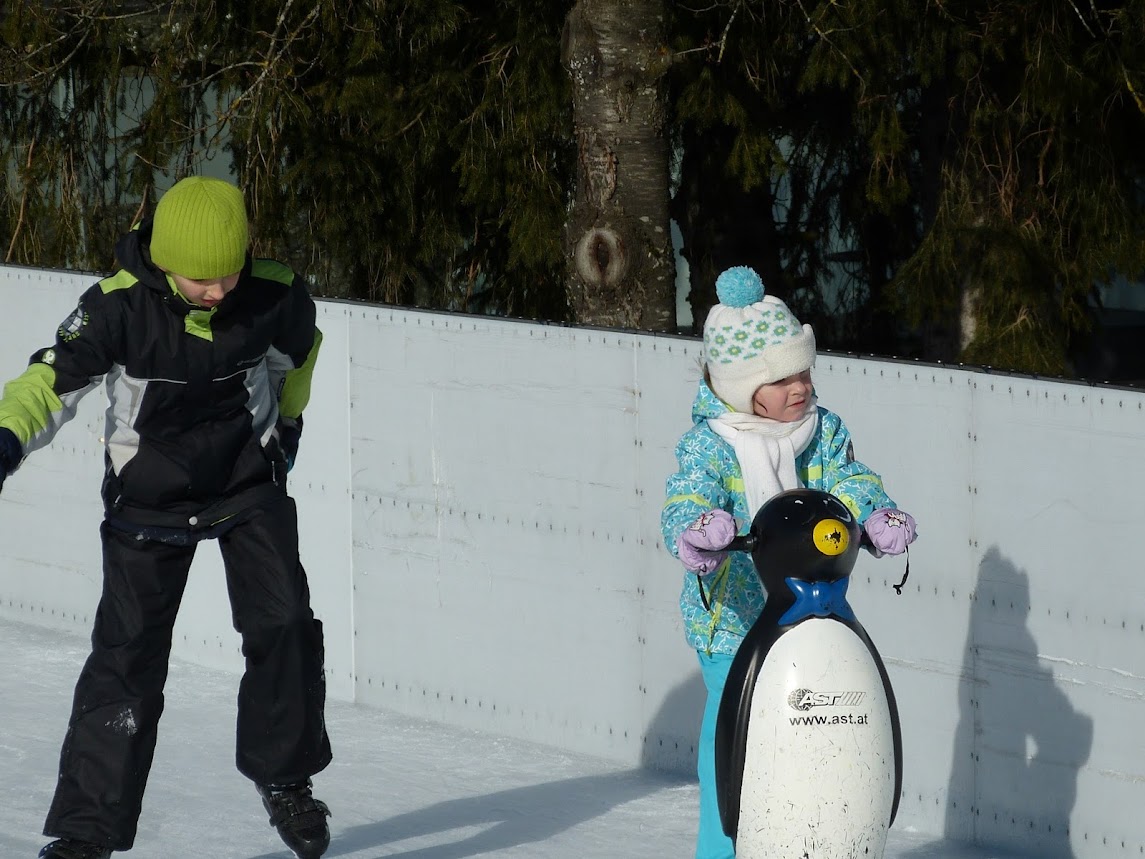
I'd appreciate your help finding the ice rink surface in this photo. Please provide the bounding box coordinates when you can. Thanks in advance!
[0,617,1026,859]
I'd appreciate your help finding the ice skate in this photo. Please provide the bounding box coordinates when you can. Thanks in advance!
[37,839,112,859]
[257,779,331,859]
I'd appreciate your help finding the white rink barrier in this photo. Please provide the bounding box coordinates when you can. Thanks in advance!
[0,263,1141,858]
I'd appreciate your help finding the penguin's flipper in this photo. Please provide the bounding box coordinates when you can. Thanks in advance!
[713,621,781,841]
[843,616,905,826]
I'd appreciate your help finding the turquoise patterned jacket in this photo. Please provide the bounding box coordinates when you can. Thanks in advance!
[661,379,897,656]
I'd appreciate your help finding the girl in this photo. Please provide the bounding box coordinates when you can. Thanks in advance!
[661,266,916,859]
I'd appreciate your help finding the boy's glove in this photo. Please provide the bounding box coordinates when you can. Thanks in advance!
[676,509,737,575]
[0,427,22,493]
[277,416,303,473]
[865,507,917,556]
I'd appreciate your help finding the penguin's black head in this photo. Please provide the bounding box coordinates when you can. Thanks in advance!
[744,489,861,595]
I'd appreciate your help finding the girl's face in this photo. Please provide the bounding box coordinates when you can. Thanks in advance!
[751,370,813,421]
[170,272,240,308]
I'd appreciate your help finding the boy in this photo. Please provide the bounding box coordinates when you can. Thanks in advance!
[0,176,333,859]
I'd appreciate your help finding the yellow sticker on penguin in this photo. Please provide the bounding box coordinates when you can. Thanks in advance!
[813,519,849,556]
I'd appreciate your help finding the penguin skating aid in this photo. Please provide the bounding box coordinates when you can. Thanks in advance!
[714,489,902,858]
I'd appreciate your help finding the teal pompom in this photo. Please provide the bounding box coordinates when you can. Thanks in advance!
[715,266,765,308]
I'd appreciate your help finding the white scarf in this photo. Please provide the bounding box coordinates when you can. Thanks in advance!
[708,398,819,519]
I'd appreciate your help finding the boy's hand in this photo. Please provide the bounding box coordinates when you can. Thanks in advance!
[0,427,21,493]
[865,507,917,556]
[277,416,303,473]
[676,509,737,575]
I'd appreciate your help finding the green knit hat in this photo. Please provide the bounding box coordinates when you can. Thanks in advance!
[150,177,249,279]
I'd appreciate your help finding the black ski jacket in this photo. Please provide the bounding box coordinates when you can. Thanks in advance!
[0,221,322,530]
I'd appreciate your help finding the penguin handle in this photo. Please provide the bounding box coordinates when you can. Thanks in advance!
[726,534,756,553]
[728,527,865,554]
[696,534,755,612]
[857,529,912,595]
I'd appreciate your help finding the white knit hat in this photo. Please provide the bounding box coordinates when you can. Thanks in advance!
[703,266,817,413]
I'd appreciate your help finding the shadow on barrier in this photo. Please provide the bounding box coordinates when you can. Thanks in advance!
[638,663,706,776]
[904,546,1093,859]
[287,671,706,859]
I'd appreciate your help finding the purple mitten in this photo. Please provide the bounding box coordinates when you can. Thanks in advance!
[676,509,737,575]
[865,508,917,556]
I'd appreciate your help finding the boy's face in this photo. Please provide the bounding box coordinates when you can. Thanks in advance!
[170,272,241,308]
[751,369,813,421]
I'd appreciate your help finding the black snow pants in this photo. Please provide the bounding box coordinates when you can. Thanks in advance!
[43,495,332,850]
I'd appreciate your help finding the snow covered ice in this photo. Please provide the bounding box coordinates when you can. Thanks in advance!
[1,617,1025,858]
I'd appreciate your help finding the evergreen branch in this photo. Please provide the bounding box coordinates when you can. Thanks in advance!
[672,44,716,59]
[383,107,428,142]
[2,20,91,87]
[674,2,726,13]
[1121,68,1145,115]
[1,0,169,86]
[1063,0,1098,38]
[181,61,268,91]
[1061,0,1145,117]
[793,0,865,89]
[716,3,739,63]
[5,139,35,263]
[221,0,321,124]
[129,194,149,230]
[671,1,739,63]
[479,43,516,85]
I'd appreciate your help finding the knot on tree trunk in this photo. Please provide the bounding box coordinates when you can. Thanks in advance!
[574,227,627,288]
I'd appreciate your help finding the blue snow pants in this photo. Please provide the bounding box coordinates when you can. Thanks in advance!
[697,650,736,859]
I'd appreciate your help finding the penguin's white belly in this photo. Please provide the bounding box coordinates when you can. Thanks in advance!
[736,618,896,858]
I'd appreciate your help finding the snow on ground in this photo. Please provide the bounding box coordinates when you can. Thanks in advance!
[0,617,1020,858]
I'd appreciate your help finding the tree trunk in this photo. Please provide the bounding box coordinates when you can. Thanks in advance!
[561,0,674,331]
